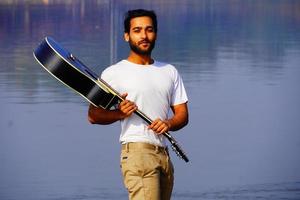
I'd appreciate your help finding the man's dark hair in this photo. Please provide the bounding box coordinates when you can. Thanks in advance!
[124,9,157,33]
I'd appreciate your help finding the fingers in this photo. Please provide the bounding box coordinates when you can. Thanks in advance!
[121,93,128,100]
[148,119,170,135]
[120,100,137,113]
[118,96,137,118]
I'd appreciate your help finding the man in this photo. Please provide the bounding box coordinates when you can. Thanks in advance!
[88,9,188,200]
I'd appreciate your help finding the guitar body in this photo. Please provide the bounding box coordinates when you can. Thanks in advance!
[33,37,189,162]
[33,37,119,109]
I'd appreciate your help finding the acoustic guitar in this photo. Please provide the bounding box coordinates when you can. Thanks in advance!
[33,37,189,162]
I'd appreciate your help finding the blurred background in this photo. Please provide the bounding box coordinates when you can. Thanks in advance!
[0,0,300,199]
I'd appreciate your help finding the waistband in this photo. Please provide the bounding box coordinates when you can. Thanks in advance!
[122,142,168,153]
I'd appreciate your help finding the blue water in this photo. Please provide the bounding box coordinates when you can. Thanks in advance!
[1,0,300,199]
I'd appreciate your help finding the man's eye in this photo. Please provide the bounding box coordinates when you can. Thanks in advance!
[132,28,140,32]
[147,28,154,32]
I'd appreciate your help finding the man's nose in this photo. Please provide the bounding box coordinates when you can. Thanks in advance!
[140,30,147,39]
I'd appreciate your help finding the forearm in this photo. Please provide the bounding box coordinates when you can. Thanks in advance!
[88,104,123,125]
[166,112,189,131]
[88,94,137,125]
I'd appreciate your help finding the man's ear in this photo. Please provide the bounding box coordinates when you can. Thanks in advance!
[124,33,129,42]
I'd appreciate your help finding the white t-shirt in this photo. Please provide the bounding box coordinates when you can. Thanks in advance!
[100,59,188,147]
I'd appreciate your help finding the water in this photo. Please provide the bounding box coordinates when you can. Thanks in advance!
[1,0,300,199]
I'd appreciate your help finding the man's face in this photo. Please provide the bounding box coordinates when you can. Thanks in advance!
[124,16,156,55]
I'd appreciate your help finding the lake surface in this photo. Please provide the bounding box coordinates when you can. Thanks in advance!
[1,0,300,199]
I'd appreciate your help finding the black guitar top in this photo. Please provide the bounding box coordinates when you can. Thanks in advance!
[34,37,119,109]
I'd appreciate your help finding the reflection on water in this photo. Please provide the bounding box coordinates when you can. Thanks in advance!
[1,0,300,199]
[175,182,300,200]
[1,0,300,102]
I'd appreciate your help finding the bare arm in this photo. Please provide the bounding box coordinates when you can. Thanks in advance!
[148,102,189,134]
[88,92,188,134]
[88,93,137,125]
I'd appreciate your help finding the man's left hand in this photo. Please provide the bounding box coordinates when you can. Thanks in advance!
[148,119,171,135]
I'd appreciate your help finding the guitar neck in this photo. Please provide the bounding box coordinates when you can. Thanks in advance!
[127,101,189,162]
[97,78,189,162]
[97,78,173,138]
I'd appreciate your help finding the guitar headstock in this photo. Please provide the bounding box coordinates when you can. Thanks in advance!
[170,140,189,162]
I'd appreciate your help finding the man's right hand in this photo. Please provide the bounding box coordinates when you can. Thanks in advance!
[118,93,138,119]
[88,93,137,125]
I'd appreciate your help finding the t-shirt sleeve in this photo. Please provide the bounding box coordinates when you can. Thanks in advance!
[98,66,121,94]
[99,68,109,81]
[171,68,188,106]
[99,67,113,85]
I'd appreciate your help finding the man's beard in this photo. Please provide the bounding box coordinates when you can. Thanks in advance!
[129,39,155,56]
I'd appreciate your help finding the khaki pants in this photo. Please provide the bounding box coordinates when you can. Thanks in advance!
[120,142,174,200]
